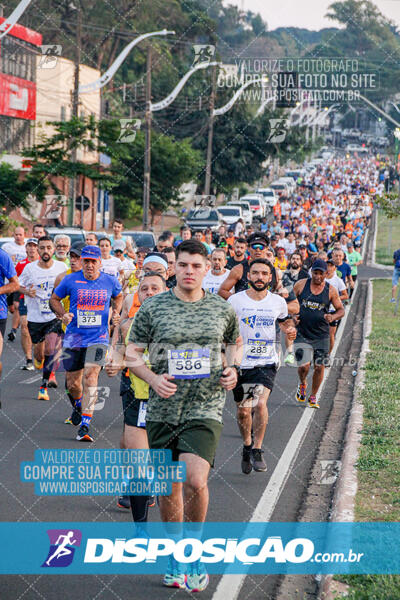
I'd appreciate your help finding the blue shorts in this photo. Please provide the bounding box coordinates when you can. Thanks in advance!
[392,268,400,287]
[18,297,27,316]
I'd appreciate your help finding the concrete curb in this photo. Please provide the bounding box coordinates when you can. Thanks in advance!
[318,286,374,596]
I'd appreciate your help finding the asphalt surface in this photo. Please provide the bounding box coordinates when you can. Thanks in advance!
[0,231,391,600]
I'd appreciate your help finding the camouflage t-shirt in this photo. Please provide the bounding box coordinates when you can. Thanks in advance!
[129,289,239,425]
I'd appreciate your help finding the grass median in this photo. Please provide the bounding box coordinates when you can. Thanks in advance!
[375,212,400,265]
[336,279,400,599]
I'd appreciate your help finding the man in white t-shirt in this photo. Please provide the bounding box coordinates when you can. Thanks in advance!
[19,236,66,401]
[3,226,27,341]
[325,259,348,353]
[228,258,296,474]
[202,248,231,294]
[113,239,135,291]
[99,237,122,279]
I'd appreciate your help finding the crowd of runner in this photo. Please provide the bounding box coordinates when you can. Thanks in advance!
[0,154,382,591]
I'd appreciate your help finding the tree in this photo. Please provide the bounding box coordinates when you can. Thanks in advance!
[0,162,47,213]
[100,120,202,223]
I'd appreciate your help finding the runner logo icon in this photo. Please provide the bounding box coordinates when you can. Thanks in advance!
[42,529,82,567]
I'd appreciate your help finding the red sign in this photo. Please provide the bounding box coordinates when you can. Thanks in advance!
[0,73,36,120]
[0,16,42,46]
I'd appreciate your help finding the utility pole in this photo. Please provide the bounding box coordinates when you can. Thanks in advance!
[204,65,216,196]
[142,44,152,231]
[69,4,81,226]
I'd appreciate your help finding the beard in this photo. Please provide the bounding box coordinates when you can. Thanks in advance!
[41,254,51,262]
[248,280,269,291]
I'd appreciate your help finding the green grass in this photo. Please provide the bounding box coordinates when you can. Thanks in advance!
[375,212,400,265]
[335,280,400,599]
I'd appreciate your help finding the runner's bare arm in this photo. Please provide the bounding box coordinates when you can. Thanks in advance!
[49,292,73,325]
[218,265,243,299]
[0,275,19,295]
[125,342,177,399]
[111,292,123,324]
[325,287,345,323]
[287,298,300,314]
[220,336,242,390]
[278,318,297,341]
[293,278,307,298]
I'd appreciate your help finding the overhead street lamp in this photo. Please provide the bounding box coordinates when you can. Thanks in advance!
[0,0,33,39]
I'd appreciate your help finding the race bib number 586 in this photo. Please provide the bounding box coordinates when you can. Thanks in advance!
[168,348,210,379]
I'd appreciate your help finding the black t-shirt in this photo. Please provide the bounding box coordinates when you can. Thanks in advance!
[227,256,247,270]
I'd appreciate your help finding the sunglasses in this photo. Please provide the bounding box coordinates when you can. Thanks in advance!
[251,243,266,250]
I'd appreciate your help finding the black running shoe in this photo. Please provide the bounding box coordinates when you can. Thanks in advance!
[76,425,93,442]
[241,446,253,474]
[251,448,267,472]
[117,495,130,509]
[8,330,16,342]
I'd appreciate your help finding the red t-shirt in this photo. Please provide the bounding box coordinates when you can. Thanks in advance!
[15,258,31,299]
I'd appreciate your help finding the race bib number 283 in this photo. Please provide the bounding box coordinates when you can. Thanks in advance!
[168,348,210,379]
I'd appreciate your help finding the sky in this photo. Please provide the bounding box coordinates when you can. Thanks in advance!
[224,0,400,31]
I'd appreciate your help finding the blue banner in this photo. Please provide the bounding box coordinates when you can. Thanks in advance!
[0,522,398,574]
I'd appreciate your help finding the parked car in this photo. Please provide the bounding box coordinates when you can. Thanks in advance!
[185,207,223,232]
[0,237,14,249]
[285,169,305,181]
[269,181,290,197]
[345,144,368,154]
[255,188,278,209]
[227,200,253,225]
[123,230,157,249]
[239,194,265,219]
[277,177,296,194]
[46,227,86,246]
[217,205,243,226]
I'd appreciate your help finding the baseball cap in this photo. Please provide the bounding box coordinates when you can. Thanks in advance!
[298,243,307,249]
[113,240,126,252]
[347,242,353,247]
[69,242,86,257]
[311,258,327,272]
[81,245,101,259]
[26,238,38,246]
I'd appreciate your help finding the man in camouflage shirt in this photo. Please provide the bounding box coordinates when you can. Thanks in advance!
[126,239,240,592]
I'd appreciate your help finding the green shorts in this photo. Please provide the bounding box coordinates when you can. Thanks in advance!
[146,418,223,467]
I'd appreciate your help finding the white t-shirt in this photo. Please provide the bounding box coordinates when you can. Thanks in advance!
[2,241,26,264]
[228,290,288,368]
[101,257,122,278]
[326,274,346,311]
[202,270,231,294]
[20,260,67,322]
[118,257,135,275]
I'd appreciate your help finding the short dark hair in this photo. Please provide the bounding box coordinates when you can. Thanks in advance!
[176,239,208,259]
[113,218,123,226]
[290,251,303,262]
[99,237,111,245]
[33,223,45,230]
[163,247,176,255]
[38,235,53,244]
[235,237,247,245]
[158,232,171,243]
[248,259,278,291]
[139,271,167,288]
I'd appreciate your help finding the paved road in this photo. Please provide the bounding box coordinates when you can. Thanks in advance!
[0,237,391,600]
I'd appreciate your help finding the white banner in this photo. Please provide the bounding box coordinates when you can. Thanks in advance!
[79,29,174,94]
[150,61,219,112]
[0,0,33,39]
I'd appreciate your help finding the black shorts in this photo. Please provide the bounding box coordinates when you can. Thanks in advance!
[0,318,6,338]
[62,344,108,372]
[233,364,277,403]
[28,319,60,344]
[7,291,19,307]
[18,297,27,317]
[122,387,148,429]
[294,334,330,366]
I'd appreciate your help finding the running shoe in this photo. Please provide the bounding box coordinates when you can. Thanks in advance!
[64,416,73,424]
[284,351,295,366]
[149,496,156,508]
[38,387,49,401]
[48,372,58,388]
[296,383,307,403]
[7,330,16,342]
[117,495,130,510]
[163,556,186,589]
[241,446,253,474]
[251,448,267,472]
[185,561,209,592]
[308,395,320,409]
[20,361,34,371]
[34,358,44,370]
[70,405,82,426]
[76,425,94,442]
[390,298,396,303]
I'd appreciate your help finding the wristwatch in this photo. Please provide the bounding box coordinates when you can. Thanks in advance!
[228,365,241,375]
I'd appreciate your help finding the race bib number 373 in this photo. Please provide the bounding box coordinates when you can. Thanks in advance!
[77,310,101,327]
[168,348,211,379]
